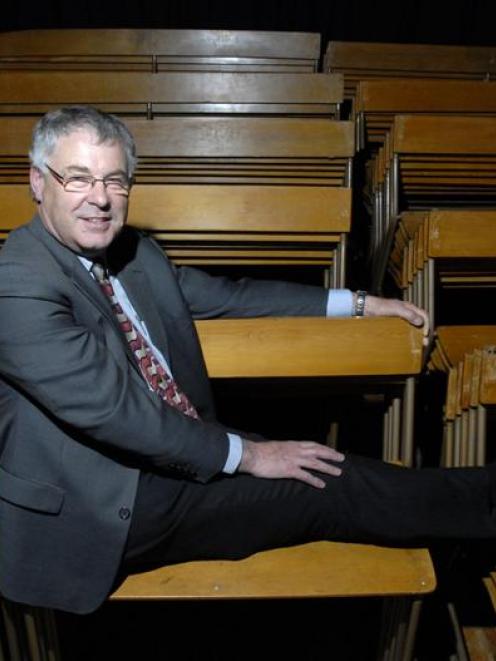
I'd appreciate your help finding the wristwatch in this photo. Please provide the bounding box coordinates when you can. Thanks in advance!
[354,290,367,317]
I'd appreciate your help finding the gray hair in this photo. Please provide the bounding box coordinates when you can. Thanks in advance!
[29,106,137,178]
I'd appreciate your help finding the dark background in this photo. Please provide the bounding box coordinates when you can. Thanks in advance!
[2,0,496,50]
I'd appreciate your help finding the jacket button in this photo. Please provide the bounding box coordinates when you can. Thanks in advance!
[119,507,131,520]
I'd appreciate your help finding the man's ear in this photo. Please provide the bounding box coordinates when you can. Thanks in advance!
[29,166,45,204]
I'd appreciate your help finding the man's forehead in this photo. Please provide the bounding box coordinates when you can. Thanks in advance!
[50,128,126,166]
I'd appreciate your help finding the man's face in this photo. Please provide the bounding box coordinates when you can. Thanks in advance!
[30,128,130,256]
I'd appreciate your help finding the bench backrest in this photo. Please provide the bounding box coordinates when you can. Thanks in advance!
[0,115,354,187]
[0,71,343,118]
[0,29,321,72]
[0,184,351,269]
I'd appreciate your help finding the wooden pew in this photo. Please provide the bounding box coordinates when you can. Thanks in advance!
[0,115,355,187]
[0,71,343,118]
[0,29,321,73]
[324,41,496,107]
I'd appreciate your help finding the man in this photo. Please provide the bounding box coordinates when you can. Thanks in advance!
[0,106,495,615]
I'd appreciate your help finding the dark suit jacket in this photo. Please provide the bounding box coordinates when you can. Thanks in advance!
[0,216,327,613]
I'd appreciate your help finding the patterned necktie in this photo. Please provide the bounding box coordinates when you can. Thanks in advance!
[91,262,199,419]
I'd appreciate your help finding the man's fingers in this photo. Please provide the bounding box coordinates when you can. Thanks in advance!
[294,469,327,489]
[299,442,345,463]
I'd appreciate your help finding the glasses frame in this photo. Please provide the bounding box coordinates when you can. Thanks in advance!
[44,163,131,196]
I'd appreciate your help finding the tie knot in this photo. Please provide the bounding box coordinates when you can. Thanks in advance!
[91,261,108,283]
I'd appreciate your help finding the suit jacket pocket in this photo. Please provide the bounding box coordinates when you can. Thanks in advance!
[0,466,65,514]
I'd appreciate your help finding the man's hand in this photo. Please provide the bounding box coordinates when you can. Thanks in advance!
[238,439,345,489]
[362,294,430,345]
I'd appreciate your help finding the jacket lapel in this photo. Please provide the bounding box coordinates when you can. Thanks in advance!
[28,216,156,373]
[118,264,171,365]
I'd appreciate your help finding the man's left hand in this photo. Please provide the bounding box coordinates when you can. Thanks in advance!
[363,295,430,346]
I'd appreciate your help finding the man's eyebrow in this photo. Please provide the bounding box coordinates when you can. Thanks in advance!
[64,165,128,177]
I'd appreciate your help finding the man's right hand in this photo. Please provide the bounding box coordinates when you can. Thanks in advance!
[238,439,345,489]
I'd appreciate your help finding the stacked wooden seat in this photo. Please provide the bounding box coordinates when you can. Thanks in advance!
[369,115,496,289]
[324,41,496,109]
[0,29,321,73]
[388,209,496,329]
[428,326,496,467]
[354,79,496,149]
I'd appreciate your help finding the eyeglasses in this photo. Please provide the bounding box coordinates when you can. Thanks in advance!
[45,164,131,195]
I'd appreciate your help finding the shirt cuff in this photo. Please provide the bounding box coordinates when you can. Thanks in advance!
[223,433,243,474]
[326,289,353,317]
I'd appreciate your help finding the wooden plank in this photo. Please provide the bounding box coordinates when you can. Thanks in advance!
[0,71,343,110]
[427,211,496,257]
[393,115,496,154]
[195,317,423,378]
[480,349,496,405]
[111,541,435,600]
[129,185,352,234]
[128,116,355,158]
[357,79,496,113]
[435,326,496,367]
[0,184,351,235]
[0,29,321,61]
[0,185,36,228]
[326,41,496,76]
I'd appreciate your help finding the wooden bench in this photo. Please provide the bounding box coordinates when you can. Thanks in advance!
[113,316,429,661]
[0,182,352,287]
[0,29,321,73]
[0,115,355,187]
[324,41,496,108]
[1,541,435,661]
[0,70,344,118]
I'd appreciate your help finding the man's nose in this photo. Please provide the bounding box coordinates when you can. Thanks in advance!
[86,180,111,207]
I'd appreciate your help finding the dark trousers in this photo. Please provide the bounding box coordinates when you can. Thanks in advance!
[121,453,496,574]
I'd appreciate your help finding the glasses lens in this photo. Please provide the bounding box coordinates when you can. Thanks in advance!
[105,178,129,194]
[64,176,93,193]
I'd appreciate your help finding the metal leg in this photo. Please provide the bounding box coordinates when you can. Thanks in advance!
[377,597,423,661]
[455,418,462,467]
[1,598,24,661]
[401,378,415,467]
[402,599,423,661]
[461,411,469,467]
[468,408,477,466]
[383,406,390,463]
[444,421,454,467]
[0,599,61,661]
[391,397,401,464]
[476,405,487,466]
[427,258,435,332]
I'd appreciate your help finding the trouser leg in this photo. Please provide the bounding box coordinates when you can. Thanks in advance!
[122,453,496,573]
